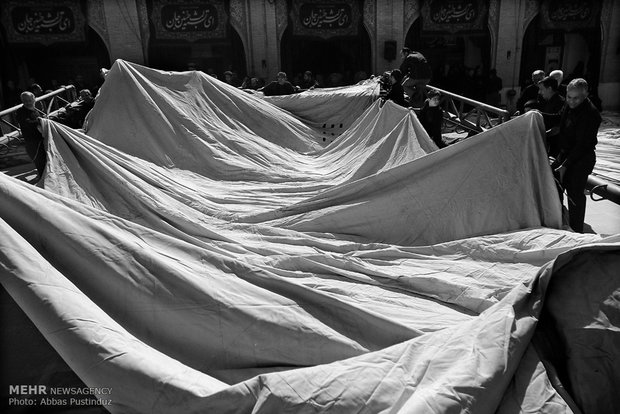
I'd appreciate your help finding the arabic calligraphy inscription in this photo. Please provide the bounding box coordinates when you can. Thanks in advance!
[161,5,218,32]
[11,6,75,35]
[299,4,352,29]
[548,0,592,22]
[430,1,478,24]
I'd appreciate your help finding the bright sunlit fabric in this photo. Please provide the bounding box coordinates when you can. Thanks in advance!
[1,60,619,414]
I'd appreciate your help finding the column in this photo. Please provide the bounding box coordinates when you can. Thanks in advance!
[493,0,537,111]
[101,0,146,64]
[599,0,620,109]
[373,0,406,76]
[245,1,281,81]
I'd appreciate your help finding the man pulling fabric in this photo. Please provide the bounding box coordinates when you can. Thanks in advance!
[399,47,432,107]
[15,91,46,180]
[543,78,601,233]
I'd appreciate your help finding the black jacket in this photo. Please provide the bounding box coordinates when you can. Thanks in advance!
[546,98,601,168]
[516,84,542,113]
[261,81,297,96]
[400,52,432,80]
[540,93,565,129]
[15,106,43,143]
[417,100,445,148]
[385,82,407,107]
[541,93,564,113]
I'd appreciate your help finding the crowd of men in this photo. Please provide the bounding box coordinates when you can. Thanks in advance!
[531,72,601,233]
[497,66,601,233]
[379,50,602,234]
[216,68,367,92]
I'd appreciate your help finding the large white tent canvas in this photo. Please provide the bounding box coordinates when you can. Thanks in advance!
[1,60,619,414]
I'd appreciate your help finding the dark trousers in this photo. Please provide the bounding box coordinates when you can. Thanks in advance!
[558,153,595,233]
[24,139,47,177]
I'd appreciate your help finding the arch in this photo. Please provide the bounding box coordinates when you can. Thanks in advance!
[87,24,112,62]
[519,14,544,88]
[275,0,289,49]
[86,0,113,63]
[146,0,247,81]
[0,19,18,84]
[598,0,616,84]
[404,12,492,100]
[519,9,602,92]
[1,25,110,94]
[487,0,500,67]
[280,23,371,87]
[361,0,376,74]
[521,8,540,44]
[227,23,248,78]
[280,0,371,86]
[402,0,421,44]
[0,25,22,112]
[229,0,252,76]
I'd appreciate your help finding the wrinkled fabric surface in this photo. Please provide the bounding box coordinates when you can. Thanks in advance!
[1,60,619,414]
[262,79,379,142]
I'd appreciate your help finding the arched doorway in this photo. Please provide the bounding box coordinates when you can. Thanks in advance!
[405,0,492,100]
[146,0,246,81]
[0,1,110,99]
[13,27,109,93]
[520,1,601,95]
[280,0,371,87]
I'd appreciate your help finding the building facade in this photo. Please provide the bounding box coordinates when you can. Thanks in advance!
[1,0,619,109]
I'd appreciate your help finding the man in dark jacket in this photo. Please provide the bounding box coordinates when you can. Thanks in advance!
[537,76,565,157]
[260,72,298,96]
[50,89,95,129]
[545,78,601,233]
[399,47,432,107]
[299,71,319,90]
[417,89,445,148]
[382,69,408,108]
[15,91,46,179]
[538,77,565,115]
[516,69,545,113]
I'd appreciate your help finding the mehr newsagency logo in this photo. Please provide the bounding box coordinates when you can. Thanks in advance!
[8,385,112,408]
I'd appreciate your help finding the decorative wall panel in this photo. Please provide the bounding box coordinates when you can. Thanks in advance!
[291,0,361,39]
[2,0,86,44]
[150,0,228,41]
[422,0,488,33]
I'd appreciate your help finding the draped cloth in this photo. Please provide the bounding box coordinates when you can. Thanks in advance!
[1,60,619,414]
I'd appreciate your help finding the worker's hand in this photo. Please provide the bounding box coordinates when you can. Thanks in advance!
[546,126,560,136]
